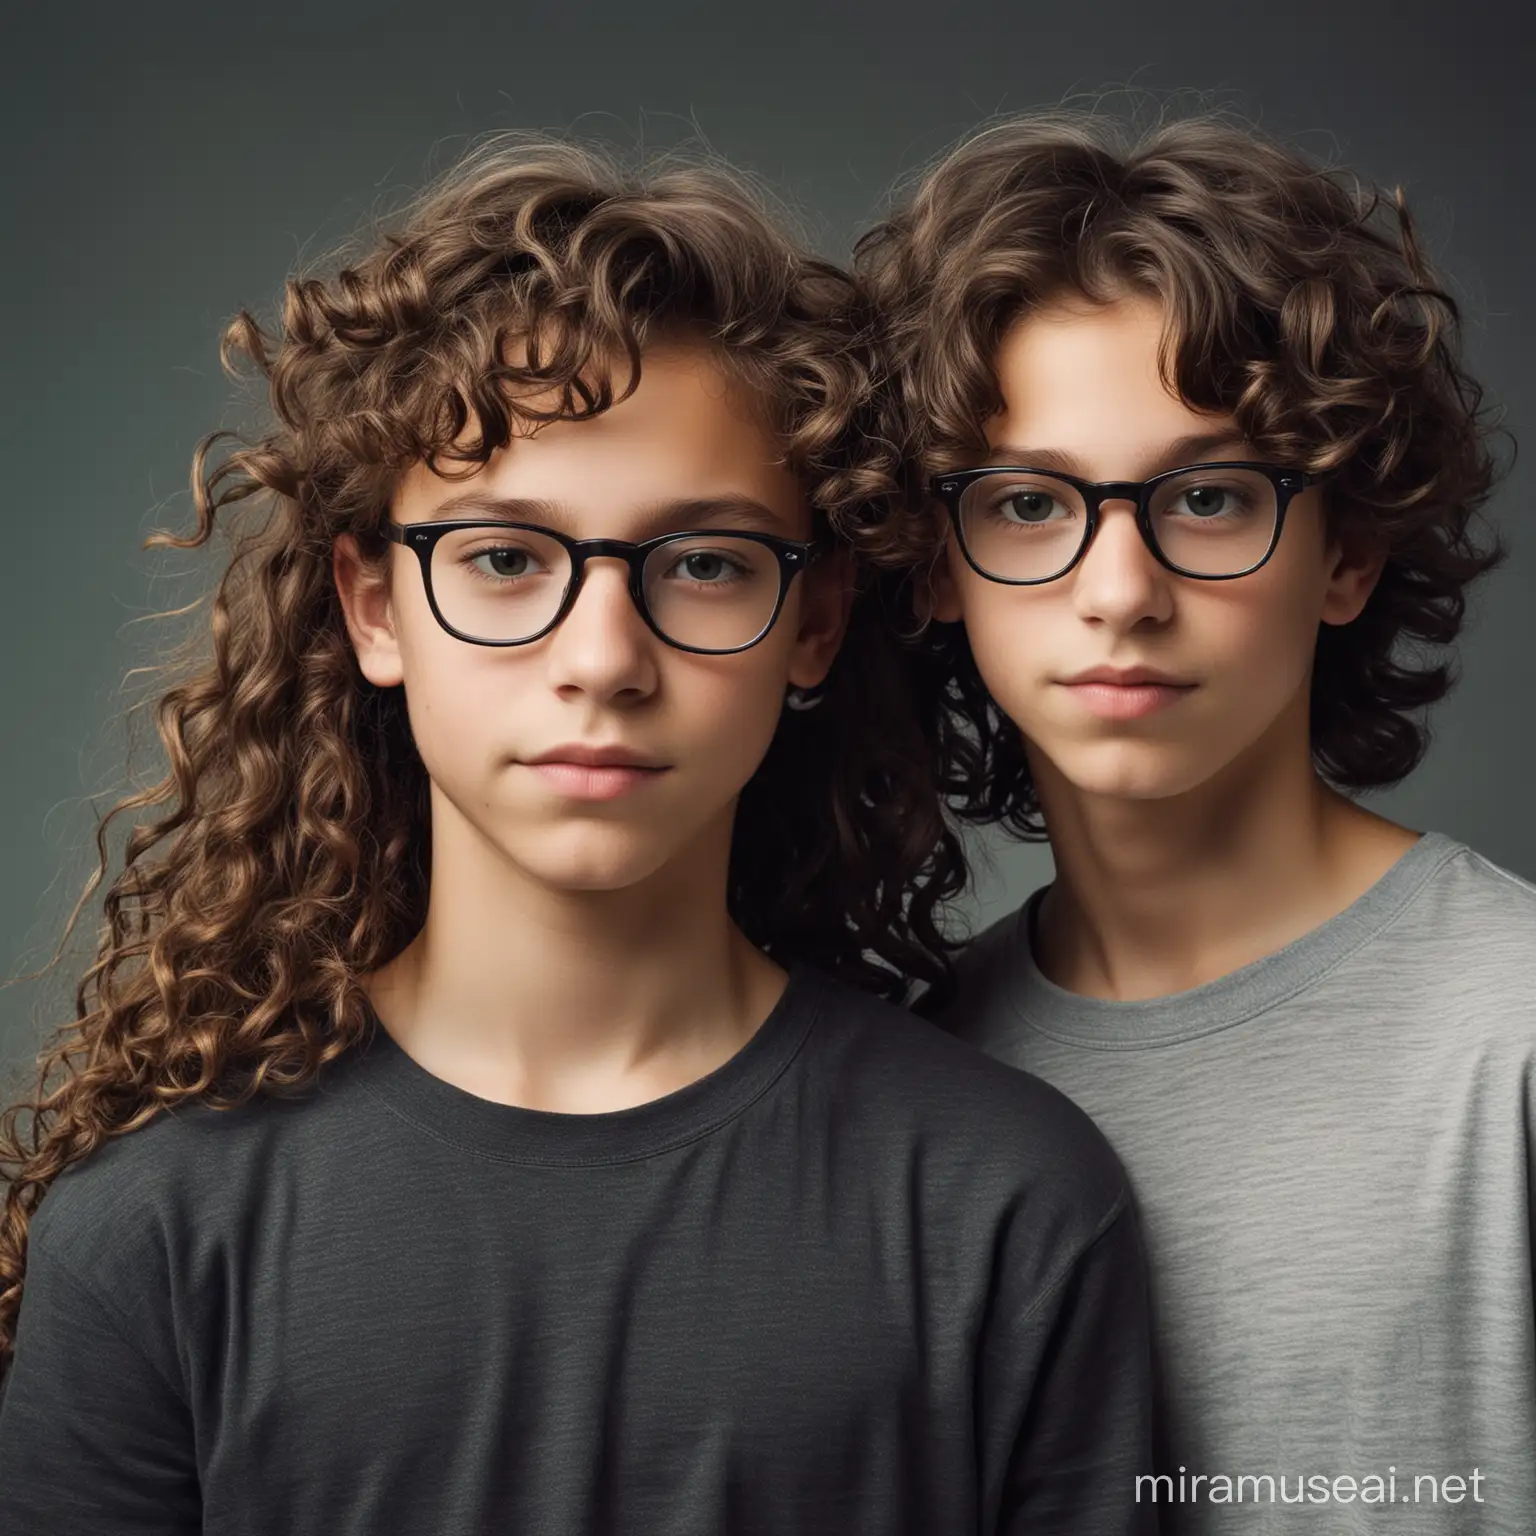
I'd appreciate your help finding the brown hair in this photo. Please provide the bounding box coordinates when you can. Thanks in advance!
[855,109,1509,838]
[0,136,963,1373]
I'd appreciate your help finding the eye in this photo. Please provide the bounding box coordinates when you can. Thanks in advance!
[670,549,747,583]
[996,490,1066,524]
[1173,484,1244,518]
[469,546,537,578]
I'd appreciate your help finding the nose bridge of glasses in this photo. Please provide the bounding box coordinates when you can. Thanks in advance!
[563,545,649,622]
[1086,481,1145,515]
[1072,486,1143,563]
[568,535,650,566]
[1078,499,1164,571]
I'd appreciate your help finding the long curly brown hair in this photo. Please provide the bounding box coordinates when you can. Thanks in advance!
[854,109,1509,839]
[0,136,965,1375]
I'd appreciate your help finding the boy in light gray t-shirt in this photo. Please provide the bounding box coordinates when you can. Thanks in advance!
[857,109,1532,1532]
[949,833,1536,1532]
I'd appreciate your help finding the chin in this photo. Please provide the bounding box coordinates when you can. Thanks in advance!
[1048,737,1227,804]
[504,824,678,894]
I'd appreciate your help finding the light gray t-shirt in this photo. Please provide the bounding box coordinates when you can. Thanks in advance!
[945,832,1536,1534]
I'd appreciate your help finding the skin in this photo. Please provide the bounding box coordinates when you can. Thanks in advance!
[932,293,1421,1000]
[333,344,851,1110]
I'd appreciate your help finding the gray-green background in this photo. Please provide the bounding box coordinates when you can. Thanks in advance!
[3,0,1530,1077]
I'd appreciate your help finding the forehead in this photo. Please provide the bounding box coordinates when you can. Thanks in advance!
[393,344,803,532]
[987,293,1241,469]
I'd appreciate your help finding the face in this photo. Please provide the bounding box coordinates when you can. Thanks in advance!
[932,293,1383,805]
[335,344,849,894]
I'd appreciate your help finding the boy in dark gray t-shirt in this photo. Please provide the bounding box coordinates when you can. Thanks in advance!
[0,138,1158,1535]
[857,111,1532,1532]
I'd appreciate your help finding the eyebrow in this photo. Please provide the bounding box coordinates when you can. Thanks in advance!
[984,430,1251,477]
[420,490,795,537]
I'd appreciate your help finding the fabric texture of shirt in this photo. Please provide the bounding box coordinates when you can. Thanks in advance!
[0,964,1156,1535]
[943,831,1536,1534]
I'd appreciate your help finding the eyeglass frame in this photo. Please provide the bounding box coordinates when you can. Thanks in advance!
[383,518,822,654]
[928,461,1323,584]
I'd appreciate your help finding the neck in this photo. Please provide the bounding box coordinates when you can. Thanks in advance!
[362,792,786,1112]
[1029,691,1420,1000]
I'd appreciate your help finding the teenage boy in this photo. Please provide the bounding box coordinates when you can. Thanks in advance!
[858,112,1533,1534]
[0,139,1156,1534]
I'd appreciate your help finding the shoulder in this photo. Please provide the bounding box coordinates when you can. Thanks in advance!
[798,968,1129,1219]
[1382,838,1536,1027]
[1433,840,1536,930]
[27,1068,355,1294]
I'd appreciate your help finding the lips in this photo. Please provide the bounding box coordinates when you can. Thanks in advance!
[519,744,671,803]
[523,744,668,771]
[1056,669,1197,722]
[1058,665,1193,688]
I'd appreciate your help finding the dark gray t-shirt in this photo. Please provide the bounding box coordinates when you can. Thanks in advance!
[0,966,1155,1535]
[944,832,1536,1534]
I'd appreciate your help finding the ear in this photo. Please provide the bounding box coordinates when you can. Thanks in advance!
[333,533,405,687]
[787,549,856,690]
[1319,524,1388,627]
[904,535,965,626]
[927,542,965,623]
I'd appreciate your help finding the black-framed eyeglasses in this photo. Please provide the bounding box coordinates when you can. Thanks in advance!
[928,462,1322,584]
[384,519,819,654]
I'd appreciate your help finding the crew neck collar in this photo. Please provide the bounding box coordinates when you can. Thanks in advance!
[348,965,821,1166]
[1009,831,1463,1050]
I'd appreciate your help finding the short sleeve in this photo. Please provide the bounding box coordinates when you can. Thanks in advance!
[0,1226,201,1534]
[979,1198,1159,1535]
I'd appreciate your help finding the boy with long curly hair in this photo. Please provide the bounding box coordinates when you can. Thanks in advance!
[859,111,1531,1532]
[0,138,1157,1533]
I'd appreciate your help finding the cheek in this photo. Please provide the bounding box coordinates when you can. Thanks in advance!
[667,647,792,787]
[954,578,1059,722]
[400,645,535,784]
[385,577,542,772]
[1199,562,1326,702]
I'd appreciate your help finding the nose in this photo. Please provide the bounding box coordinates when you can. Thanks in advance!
[542,557,661,703]
[1069,500,1175,631]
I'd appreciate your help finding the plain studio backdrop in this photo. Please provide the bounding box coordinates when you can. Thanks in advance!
[1,0,1530,1077]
